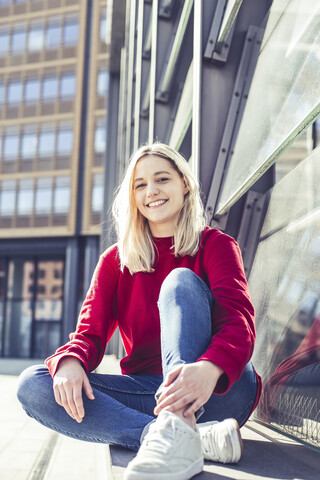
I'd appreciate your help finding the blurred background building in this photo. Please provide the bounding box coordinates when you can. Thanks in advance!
[0,0,110,359]
[0,0,319,450]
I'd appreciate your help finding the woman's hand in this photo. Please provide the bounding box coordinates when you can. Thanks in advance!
[154,361,224,418]
[53,357,95,423]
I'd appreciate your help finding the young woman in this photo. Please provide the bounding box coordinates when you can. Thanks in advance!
[18,143,261,480]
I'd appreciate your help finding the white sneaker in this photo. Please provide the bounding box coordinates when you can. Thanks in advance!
[199,418,243,463]
[124,410,203,480]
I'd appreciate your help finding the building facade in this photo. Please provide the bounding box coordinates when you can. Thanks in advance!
[105,0,320,448]
[0,0,109,359]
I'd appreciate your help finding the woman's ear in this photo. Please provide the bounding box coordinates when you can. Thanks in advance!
[183,178,190,193]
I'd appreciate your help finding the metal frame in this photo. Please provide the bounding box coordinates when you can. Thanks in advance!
[205,25,264,221]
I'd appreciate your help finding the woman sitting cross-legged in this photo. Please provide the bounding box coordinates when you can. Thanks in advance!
[17,142,261,480]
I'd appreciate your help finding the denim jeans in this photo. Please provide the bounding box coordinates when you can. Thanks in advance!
[17,268,258,451]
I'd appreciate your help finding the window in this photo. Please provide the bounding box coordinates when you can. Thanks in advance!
[95,122,106,153]
[7,79,23,105]
[100,8,107,43]
[97,68,109,96]
[28,22,44,52]
[21,130,37,158]
[63,16,79,46]
[53,176,70,214]
[3,130,19,160]
[0,180,16,216]
[24,77,40,104]
[0,0,11,6]
[39,127,55,157]
[35,177,51,214]
[92,173,104,212]
[0,27,9,56]
[11,23,26,54]
[60,72,76,99]
[57,125,73,156]
[42,75,58,102]
[17,179,33,215]
[0,82,4,105]
[46,20,61,50]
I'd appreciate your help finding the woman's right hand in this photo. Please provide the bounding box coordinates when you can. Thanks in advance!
[53,357,95,423]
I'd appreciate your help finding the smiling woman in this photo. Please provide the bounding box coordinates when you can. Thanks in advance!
[17,142,261,480]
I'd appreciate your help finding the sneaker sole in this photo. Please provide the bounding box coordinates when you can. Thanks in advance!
[124,456,203,480]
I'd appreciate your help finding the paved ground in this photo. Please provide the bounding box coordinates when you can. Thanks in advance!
[1,357,319,480]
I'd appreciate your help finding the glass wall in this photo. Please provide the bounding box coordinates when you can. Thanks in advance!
[0,256,64,358]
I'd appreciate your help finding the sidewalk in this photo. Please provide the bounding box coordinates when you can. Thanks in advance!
[1,357,319,480]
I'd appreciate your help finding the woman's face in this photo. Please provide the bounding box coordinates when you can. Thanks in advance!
[133,155,189,237]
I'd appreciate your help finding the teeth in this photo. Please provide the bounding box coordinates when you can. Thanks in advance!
[148,200,167,207]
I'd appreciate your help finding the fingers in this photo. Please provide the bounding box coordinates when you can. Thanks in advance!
[163,365,183,387]
[83,375,95,400]
[154,388,194,415]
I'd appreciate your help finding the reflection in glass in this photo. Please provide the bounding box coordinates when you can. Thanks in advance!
[60,72,76,99]
[35,299,62,321]
[0,82,4,105]
[97,68,109,96]
[35,177,52,214]
[33,322,61,358]
[0,180,15,216]
[92,173,103,212]
[25,77,40,104]
[46,20,61,49]
[0,27,9,56]
[4,300,32,357]
[57,127,73,155]
[39,129,55,157]
[21,132,37,158]
[53,176,70,214]
[95,124,106,153]
[3,132,19,160]
[217,0,320,214]
[28,24,44,51]
[17,179,33,215]
[42,75,58,102]
[7,80,23,105]
[100,8,106,43]
[250,146,320,446]
[11,24,26,54]
[63,18,79,46]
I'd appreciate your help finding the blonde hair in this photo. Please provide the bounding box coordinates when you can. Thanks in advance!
[112,143,206,274]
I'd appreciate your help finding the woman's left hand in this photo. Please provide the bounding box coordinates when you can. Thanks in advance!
[154,361,224,418]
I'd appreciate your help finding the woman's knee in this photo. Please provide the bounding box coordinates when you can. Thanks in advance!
[17,364,52,408]
[159,268,196,301]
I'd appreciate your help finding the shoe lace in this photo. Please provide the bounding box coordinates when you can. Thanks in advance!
[142,418,183,454]
[201,428,219,459]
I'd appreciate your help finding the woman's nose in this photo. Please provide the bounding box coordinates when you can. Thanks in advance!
[146,183,159,196]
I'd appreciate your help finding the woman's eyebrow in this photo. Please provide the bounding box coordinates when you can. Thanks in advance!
[134,170,172,183]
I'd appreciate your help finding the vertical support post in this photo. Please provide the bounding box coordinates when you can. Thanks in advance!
[63,238,79,342]
[149,0,158,143]
[192,0,202,179]
[133,0,144,151]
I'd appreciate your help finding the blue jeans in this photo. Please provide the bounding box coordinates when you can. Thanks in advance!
[17,268,258,451]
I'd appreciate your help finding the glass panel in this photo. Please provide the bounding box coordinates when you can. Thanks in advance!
[92,173,103,213]
[100,7,106,43]
[0,180,16,216]
[0,27,9,56]
[217,0,320,214]
[3,132,19,160]
[60,72,76,99]
[17,179,33,215]
[0,82,5,105]
[35,177,52,214]
[4,300,32,357]
[63,18,79,46]
[57,127,73,155]
[33,322,61,358]
[217,0,243,47]
[7,259,35,299]
[0,259,6,300]
[94,124,106,153]
[42,75,58,102]
[28,23,44,51]
[35,300,62,320]
[21,132,37,158]
[97,68,109,96]
[7,80,23,105]
[46,21,61,50]
[39,128,55,157]
[53,176,70,214]
[250,145,320,447]
[24,77,40,104]
[11,24,26,54]
[36,260,63,301]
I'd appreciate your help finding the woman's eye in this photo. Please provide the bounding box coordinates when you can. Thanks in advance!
[135,184,145,189]
[157,177,168,183]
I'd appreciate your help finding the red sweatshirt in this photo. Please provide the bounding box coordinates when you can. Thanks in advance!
[46,227,261,403]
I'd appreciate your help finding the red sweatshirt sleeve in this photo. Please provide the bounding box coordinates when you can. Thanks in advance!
[45,245,119,378]
[197,230,255,394]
